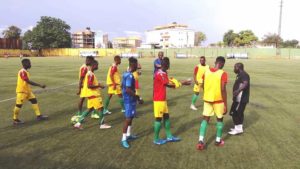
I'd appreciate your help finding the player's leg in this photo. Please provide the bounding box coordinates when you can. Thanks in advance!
[153,101,167,145]
[28,93,48,121]
[98,107,111,129]
[77,97,85,116]
[163,113,181,142]
[229,102,247,135]
[197,102,213,150]
[103,94,112,114]
[118,94,125,112]
[13,93,24,124]
[191,84,200,110]
[214,103,225,146]
[121,118,132,149]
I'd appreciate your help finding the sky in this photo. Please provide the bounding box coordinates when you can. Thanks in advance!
[1,0,299,45]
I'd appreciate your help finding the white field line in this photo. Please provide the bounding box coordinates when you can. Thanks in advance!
[0,82,77,103]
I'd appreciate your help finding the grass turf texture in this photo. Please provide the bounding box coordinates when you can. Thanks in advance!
[0,57,299,169]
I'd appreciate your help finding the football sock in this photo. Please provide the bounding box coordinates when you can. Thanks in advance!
[13,106,21,120]
[32,104,41,116]
[164,119,173,138]
[98,109,104,124]
[191,94,199,105]
[122,133,127,141]
[126,126,131,137]
[216,121,224,142]
[79,111,89,123]
[76,111,82,116]
[119,98,124,110]
[154,121,161,141]
[104,97,110,111]
[199,120,208,142]
[92,109,97,115]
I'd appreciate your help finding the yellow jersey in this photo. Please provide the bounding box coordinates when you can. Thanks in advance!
[203,68,227,103]
[106,64,121,85]
[84,71,101,97]
[195,64,209,83]
[16,68,31,93]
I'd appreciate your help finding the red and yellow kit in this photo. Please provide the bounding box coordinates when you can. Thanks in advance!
[16,69,36,104]
[153,69,169,118]
[202,67,228,118]
[193,64,209,92]
[85,71,103,109]
[106,63,121,95]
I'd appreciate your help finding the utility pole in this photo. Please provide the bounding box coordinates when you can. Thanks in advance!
[276,0,283,56]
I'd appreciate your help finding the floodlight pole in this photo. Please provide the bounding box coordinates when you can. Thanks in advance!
[276,0,283,56]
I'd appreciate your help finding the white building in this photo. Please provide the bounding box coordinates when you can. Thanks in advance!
[94,31,108,48]
[145,22,195,48]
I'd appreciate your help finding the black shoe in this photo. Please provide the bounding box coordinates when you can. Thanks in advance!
[37,115,48,121]
[13,119,24,125]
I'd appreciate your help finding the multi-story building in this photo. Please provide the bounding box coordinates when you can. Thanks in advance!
[113,36,141,48]
[72,27,95,48]
[145,22,195,48]
[95,31,109,48]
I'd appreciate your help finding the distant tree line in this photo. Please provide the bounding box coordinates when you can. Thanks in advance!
[1,16,299,49]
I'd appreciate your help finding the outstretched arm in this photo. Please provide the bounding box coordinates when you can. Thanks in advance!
[25,79,46,88]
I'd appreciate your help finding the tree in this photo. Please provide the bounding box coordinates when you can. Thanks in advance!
[2,25,22,39]
[281,39,299,48]
[223,30,238,47]
[23,16,71,49]
[194,31,206,46]
[234,30,258,46]
[261,33,283,47]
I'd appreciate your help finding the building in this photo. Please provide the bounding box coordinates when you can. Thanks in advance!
[113,36,141,48]
[95,31,109,48]
[72,27,95,48]
[145,22,195,48]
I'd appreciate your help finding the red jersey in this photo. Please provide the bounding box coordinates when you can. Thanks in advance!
[153,69,169,101]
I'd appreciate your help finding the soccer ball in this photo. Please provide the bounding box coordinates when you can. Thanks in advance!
[71,115,80,125]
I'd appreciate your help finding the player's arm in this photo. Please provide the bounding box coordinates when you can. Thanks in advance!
[193,66,199,85]
[21,72,45,88]
[87,74,100,89]
[221,73,228,114]
[233,79,249,97]
[125,77,143,104]
[25,79,46,88]
[77,68,88,94]
[110,66,117,88]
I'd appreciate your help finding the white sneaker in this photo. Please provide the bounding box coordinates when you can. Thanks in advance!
[228,129,243,135]
[190,104,198,110]
[104,110,112,115]
[121,109,125,113]
[74,122,83,129]
[100,124,112,129]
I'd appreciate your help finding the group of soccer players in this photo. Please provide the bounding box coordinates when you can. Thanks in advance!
[12,52,249,150]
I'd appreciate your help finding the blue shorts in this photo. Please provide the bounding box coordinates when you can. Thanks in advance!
[124,103,136,118]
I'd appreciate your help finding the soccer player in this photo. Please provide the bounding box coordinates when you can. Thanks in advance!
[120,57,144,149]
[196,56,228,150]
[76,56,99,118]
[12,59,48,125]
[228,63,250,135]
[74,60,111,129]
[153,57,191,145]
[103,55,124,114]
[190,56,209,110]
[153,51,164,74]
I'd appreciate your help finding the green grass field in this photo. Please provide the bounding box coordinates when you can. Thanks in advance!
[0,57,299,169]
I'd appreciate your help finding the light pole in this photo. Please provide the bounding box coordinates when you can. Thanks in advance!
[276,0,283,56]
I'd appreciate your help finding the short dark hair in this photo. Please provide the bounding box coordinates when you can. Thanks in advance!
[235,62,244,70]
[114,55,121,60]
[216,56,225,64]
[21,58,30,65]
[86,56,94,61]
[162,57,170,65]
[91,59,98,66]
[129,57,137,64]
[200,56,205,59]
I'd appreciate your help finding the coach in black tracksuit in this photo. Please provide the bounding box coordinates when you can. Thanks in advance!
[228,62,250,135]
